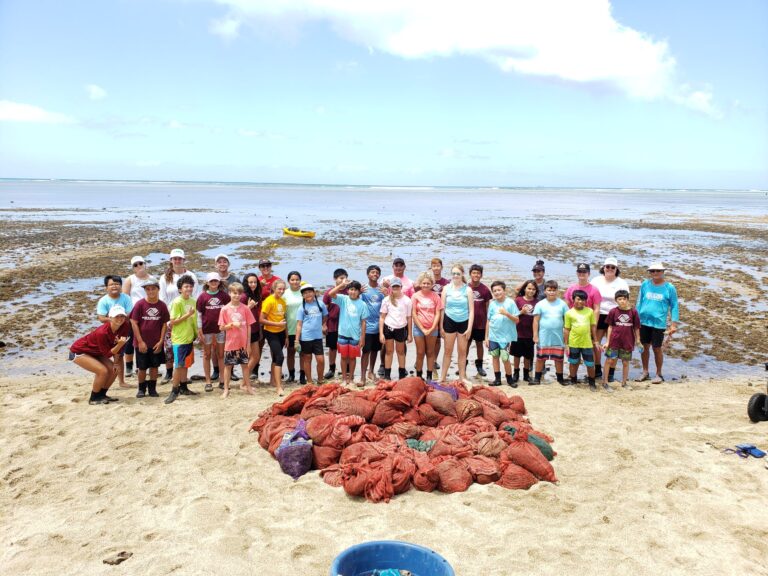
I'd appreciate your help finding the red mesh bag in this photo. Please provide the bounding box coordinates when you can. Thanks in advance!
[430,432,473,458]
[438,415,458,427]
[471,431,508,458]
[342,464,369,497]
[340,442,387,466]
[270,385,316,415]
[391,453,416,495]
[434,458,473,493]
[300,395,333,420]
[386,422,422,439]
[312,445,342,469]
[327,415,366,448]
[417,404,441,427]
[349,424,384,444]
[392,376,429,406]
[464,455,501,484]
[411,451,439,492]
[363,457,395,503]
[507,394,527,415]
[402,408,424,424]
[455,398,483,422]
[259,415,300,451]
[330,394,377,421]
[469,386,503,406]
[501,429,557,482]
[249,410,271,434]
[461,416,496,435]
[305,414,336,446]
[320,465,343,487]
[496,462,538,490]
[371,395,410,426]
[476,399,507,427]
[425,390,457,417]
[515,422,555,444]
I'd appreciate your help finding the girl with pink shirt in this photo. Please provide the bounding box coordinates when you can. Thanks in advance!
[411,272,443,382]
[379,278,413,381]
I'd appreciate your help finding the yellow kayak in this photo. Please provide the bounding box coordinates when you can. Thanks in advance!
[283,227,316,239]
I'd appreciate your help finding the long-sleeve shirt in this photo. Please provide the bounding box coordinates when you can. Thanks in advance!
[636,280,679,329]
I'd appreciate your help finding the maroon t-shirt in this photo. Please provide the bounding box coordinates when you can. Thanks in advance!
[432,277,450,295]
[129,299,170,347]
[196,290,230,334]
[607,307,641,351]
[470,282,492,329]
[71,321,130,357]
[323,287,348,333]
[514,296,537,339]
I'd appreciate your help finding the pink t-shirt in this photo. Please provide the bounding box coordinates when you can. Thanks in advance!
[412,290,443,331]
[383,274,415,298]
[218,303,256,351]
[380,295,413,329]
[564,283,602,311]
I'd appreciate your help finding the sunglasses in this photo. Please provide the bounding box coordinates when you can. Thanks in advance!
[451,272,462,276]
[604,265,616,269]
[133,262,144,267]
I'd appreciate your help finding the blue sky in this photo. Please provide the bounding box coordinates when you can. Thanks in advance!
[1,0,766,188]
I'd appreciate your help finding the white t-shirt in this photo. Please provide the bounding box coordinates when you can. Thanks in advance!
[591,275,630,316]
[159,271,200,306]
[126,274,149,304]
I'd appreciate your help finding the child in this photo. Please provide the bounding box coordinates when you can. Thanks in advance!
[70,306,129,405]
[322,268,348,380]
[129,278,170,398]
[511,279,538,384]
[484,281,520,386]
[328,279,369,386]
[532,280,568,385]
[96,275,133,388]
[197,272,230,392]
[411,272,443,381]
[603,289,641,390]
[260,280,288,396]
[218,282,257,398]
[241,273,263,383]
[360,265,385,383]
[379,277,413,381]
[564,289,599,390]
[283,271,304,383]
[296,284,329,385]
[164,274,199,404]
[468,264,492,377]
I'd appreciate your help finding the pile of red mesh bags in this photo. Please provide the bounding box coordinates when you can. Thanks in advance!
[250,378,557,503]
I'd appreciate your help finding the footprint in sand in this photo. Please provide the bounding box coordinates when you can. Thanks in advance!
[665,475,699,490]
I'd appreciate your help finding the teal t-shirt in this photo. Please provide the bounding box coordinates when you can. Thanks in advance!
[333,294,369,341]
[533,298,568,347]
[487,297,520,346]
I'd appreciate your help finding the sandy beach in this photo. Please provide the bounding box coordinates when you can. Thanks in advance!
[2,371,767,575]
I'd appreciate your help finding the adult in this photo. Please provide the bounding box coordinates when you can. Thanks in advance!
[564,263,602,316]
[283,271,304,383]
[466,264,492,377]
[590,257,630,380]
[636,262,679,384]
[439,264,474,386]
[70,306,130,405]
[516,260,546,300]
[257,259,281,300]
[159,248,199,383]
[214,253,238,285]
[382,257,414,297]
[97,275,134,388]
[429,257,449,372]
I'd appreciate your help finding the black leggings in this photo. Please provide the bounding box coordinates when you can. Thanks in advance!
[265,330,286,366]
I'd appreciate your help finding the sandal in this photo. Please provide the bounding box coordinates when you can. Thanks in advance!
[635,373,650,382]
[651,375,664,384]
[204,383,213,392]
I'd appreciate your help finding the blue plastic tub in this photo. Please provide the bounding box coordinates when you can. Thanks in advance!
[330,540,455,576]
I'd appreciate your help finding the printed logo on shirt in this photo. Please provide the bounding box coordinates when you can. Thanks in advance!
[277,304,284,312]
[208,298,222,307]
[232,312,243,324]
[146,307,160,318]
[473,290,482,299]
[646,292,665,301]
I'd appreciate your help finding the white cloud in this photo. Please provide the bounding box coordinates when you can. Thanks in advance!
[168,119,186,129]
[210,0,719,116]
[0,100,75,123]
[86,84,107,100]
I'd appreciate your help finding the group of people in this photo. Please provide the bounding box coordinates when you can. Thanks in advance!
[69,250,680,405]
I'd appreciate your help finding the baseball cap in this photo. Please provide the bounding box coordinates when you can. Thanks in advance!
[532,261,545,272]
[169,248,185,259]
[392,257,405,266]
[390,277,403,287]
[205,272,221,282]
[576,263,590,273]
[141,277,160,288]
[130,255,145,265]
[647,261,666,271]
[603,257,618,267]
[300,283,315,293]
[108,305,127,318]
[258,259,272,267]
[214,253,229,263]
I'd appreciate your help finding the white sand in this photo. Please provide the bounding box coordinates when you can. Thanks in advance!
[2,370,767,576]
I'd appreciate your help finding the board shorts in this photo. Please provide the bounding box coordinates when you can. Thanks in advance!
[172,343,195,369]
[363,333,382,353]
[605,347,632,361]
[326,331,338,351]
[568,347,595,366]
[299,338,324,356]
[265,330,286,366]
[536,345,565,361]
[338,335,361,358]
[224,348,249,366]
[470,327,486,343]
[640,325,665,348]
[412,324,439,338]
[135,349,166,370]
[509,337,534,361]
[488,341,510,362]
[597,314,610,331]
[203,332,226,345]
[443,315,469,335]
[383,325,407,342]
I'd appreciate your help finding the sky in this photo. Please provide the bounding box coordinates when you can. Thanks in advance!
[0,0,766,188]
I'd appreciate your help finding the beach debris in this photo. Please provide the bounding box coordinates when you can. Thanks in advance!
[250,377,557,503]
[103,551,132,565]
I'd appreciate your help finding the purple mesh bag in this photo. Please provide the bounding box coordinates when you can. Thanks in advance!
[275,419,313,480]
[427,381,459,401]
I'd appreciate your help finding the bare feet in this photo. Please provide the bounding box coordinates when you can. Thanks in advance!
[118,381,132,389]
[221,389,230,398]
[461,378,474,387]
[276,387,284,396]
[242,386,256,395]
